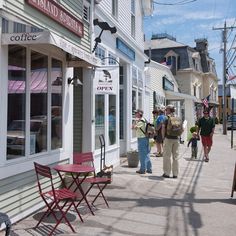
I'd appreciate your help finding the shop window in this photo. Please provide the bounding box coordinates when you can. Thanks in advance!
[6,45,63,160]
[95,95,105,149]
[7,45,26,159]
[138,70,143,88]
[51,59,63,150]
[132,89,137,138]
[109,95,116,145]
[30,51,48,154]
[119,66,124,140]
[119,89,124,139]
[132,66,137,86]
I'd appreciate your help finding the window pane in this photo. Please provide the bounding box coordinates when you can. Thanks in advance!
[132,89,137,138]
[30,51,48,154]
[95,95,105,149]
[51,59,63,150]
[138,90,142,109]
[7,45,26,159]
[109,95,116,145]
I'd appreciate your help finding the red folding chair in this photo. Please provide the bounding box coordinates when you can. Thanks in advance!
[73,152,112,208]
[34,162,83,236]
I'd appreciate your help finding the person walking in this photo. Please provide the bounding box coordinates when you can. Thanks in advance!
[132,109,152,174]
[154,107,166,157]
[161,104,183,178]
[187,132,200,159]
[197,108,215,162]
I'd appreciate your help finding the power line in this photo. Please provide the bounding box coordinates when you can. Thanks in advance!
[213,22,236,135]
[153,0,197,6]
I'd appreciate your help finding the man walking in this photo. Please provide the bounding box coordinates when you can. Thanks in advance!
[162,104,183,178]
[197,109,215,162]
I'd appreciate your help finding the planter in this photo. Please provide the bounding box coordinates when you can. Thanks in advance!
[127,151,139,168]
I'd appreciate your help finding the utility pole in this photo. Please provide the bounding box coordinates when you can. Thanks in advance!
[213,22,236,135]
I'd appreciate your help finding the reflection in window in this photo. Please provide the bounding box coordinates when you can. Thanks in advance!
[95,95,105,149]
[51,59,63,150]
[109,95,116,145]
[30,51,48,154]
[7,45,26,159]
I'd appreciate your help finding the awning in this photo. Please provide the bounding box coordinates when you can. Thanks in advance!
[2,30,100,67]
[165,90,197,101]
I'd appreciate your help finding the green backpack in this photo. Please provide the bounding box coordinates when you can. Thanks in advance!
[166,116,183,136]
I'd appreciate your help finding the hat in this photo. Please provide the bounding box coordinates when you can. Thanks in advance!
[165,104,175,112]
[135,109,143,115]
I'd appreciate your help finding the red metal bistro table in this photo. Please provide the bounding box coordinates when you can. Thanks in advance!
[54,164,95,215]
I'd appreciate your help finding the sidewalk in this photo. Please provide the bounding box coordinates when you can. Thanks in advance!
[2,125,236,236]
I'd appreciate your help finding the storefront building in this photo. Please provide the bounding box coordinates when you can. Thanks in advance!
[0,0,99,223]
[93,0,153,156]
[144,60,197,141]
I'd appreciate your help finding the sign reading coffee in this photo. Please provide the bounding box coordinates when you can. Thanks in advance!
[26,0,84,37]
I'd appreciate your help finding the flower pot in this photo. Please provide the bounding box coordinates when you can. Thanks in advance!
[127,151,139,168]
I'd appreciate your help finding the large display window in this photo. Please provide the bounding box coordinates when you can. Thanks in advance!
[6,45,63,160]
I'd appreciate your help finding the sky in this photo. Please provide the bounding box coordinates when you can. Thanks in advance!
[143,0,236,84]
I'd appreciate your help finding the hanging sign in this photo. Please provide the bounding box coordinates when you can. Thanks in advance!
[94,67,119,94]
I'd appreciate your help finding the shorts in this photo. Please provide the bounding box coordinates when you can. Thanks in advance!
[201,135,212,147]
[154,129,163,143]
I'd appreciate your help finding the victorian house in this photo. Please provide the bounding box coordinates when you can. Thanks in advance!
[145,34,219,124]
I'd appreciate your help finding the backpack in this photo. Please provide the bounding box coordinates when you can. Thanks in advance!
[140,120,155,138]
[166,116,183,136]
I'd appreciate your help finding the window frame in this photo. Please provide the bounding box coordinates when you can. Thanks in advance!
[6,45,65,163]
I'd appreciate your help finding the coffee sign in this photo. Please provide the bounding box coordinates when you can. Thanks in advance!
[26,0,84,37]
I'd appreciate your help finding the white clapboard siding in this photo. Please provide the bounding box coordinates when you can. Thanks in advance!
[2,0,90,53]
[0,161,67,220]
[97,0,145,51]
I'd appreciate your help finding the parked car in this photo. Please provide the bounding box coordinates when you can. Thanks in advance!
[227,115,236,130]
[7,119,46,155]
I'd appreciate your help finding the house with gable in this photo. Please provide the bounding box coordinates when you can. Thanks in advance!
[145,34,219,124]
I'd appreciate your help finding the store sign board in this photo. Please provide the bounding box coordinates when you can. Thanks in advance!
[26,0,84,37]
[94,67,119,94]
[2,31,99,66]
[116,38,135,61]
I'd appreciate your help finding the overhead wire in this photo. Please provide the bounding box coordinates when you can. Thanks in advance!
[153,0,197,6]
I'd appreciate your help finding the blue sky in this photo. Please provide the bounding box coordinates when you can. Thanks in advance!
[143,0,236,83]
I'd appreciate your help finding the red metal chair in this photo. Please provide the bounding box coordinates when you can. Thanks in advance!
[34,162,83,236]
[73,152,112,208]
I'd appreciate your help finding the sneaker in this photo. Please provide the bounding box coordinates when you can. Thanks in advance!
[156,152,163,157]
[147,170,152,174]
[173,176,178,179]
[136,170,146,174]
[205,158,209,162]
[162,173,170,178]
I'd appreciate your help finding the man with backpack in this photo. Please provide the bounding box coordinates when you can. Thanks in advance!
[132,109,152,174]
[161,104,183,178]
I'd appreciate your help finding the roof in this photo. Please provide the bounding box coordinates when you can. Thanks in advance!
[144,38,186,50]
